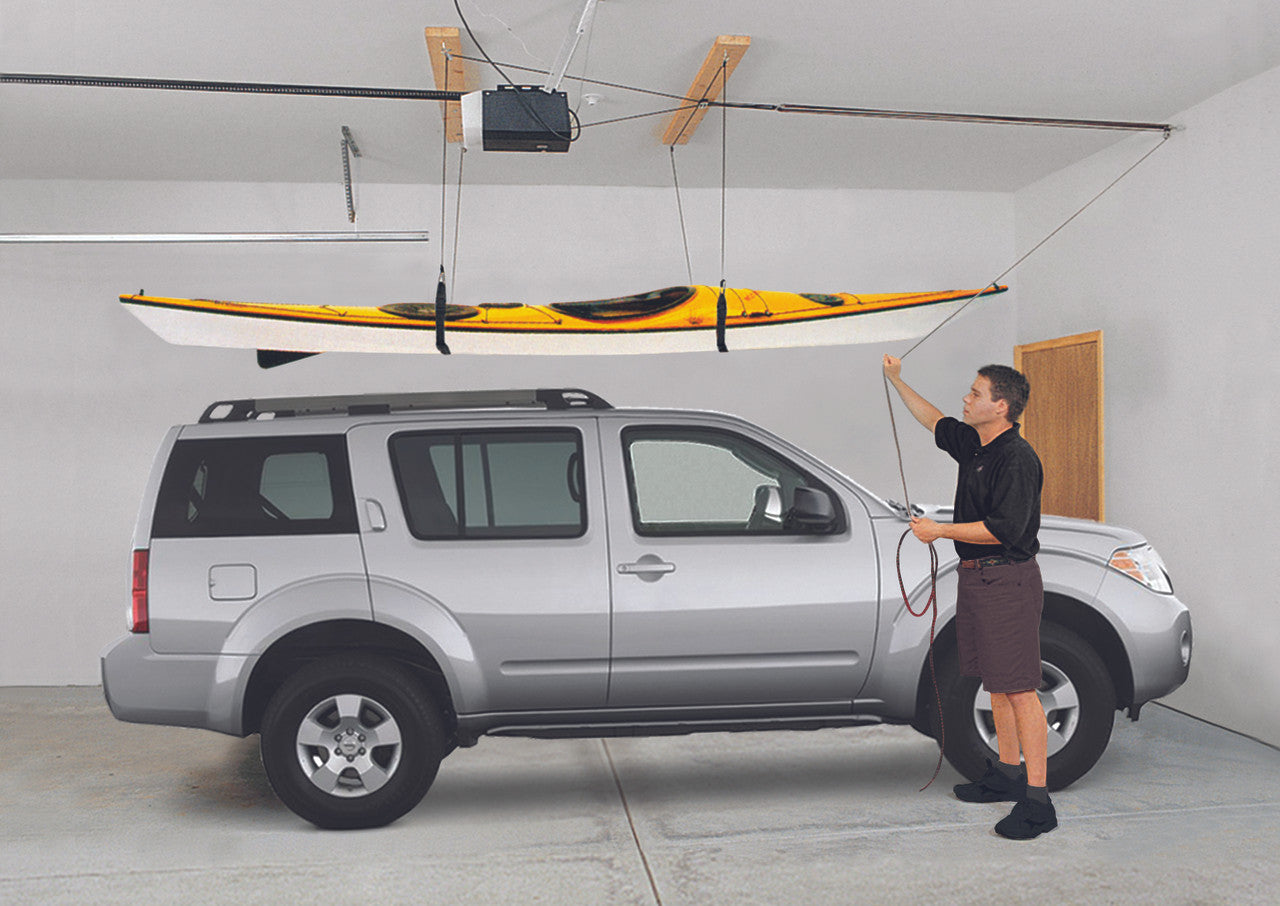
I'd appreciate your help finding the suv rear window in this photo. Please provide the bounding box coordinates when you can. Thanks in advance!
[153,435,357,537]
[389,429,585,539]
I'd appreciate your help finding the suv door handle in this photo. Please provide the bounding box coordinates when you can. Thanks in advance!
[364,498,387,532]
[617,555,676,579]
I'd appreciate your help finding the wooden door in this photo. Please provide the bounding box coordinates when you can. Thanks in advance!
[1014,331,1104,521]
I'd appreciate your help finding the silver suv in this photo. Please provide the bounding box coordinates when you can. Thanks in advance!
[101,388,1192,828]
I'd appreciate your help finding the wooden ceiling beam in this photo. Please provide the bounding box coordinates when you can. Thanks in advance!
[662,35,751,146]
[424,26,466,142]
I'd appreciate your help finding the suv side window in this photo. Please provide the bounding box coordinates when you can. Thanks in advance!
[622,426,843,536]
[153,435,357,537]
[390,429,586,540]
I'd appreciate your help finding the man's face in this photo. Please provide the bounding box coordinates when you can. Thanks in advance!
[963,375,1008,427]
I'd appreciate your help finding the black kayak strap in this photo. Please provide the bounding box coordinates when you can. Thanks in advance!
[716,280,728,352]
[435,267,451,355]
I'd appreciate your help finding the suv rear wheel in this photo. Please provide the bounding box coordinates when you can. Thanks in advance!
[936,622,1116,791]
[260,655,445,828]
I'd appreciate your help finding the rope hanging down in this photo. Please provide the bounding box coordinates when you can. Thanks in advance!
[883,367,945,791]
[716,55,729,353]
[882,130,1172,790]
[435,53,455,355]
[669,147,694,285]
[451,146,466,293]
[665,51,732,349]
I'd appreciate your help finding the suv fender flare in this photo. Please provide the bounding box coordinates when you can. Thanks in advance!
[910,591,1136,729]
[223,574,376,656]
[363,577,488,716]
[871,551,1123,720]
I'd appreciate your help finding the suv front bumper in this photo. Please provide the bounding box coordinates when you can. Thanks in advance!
[100,633,254,736]
[1092,571,1192,706]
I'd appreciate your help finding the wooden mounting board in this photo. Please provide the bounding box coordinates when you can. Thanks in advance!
[425,26,466,142]
[662,35,751,145]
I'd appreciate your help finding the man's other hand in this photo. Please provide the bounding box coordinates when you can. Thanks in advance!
[883,354,902,381]
[910,516,944,544]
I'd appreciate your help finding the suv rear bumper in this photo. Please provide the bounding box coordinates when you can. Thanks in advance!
[100,633,253,736]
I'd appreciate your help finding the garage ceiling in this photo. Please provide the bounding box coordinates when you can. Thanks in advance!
[4,0,1280,191]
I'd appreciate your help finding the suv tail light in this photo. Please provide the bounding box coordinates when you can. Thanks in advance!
[130,549,150,633]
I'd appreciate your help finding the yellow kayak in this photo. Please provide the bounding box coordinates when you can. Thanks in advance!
[120,283,1006,357]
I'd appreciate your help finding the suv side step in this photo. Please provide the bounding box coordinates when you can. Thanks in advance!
[481,715,885,741]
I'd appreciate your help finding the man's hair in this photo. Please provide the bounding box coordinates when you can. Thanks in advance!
[978,364,1031,423]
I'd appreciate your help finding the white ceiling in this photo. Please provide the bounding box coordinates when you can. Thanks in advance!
[3,0,1280,191]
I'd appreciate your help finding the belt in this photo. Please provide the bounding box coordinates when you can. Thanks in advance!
[959,555,1014,569]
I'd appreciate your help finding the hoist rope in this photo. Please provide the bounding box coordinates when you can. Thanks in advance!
[719,57,728,282]
[900,131,1172,362]
[662,40,731,291]
[439,75,450,278]
[451,146,466,293]
[883,129,1172,790]
[669,147,694,285]
[716,57,729,353]
[579,103,701,131]
[664,54,733,346]
[434,55,454,355]
[883,369,944,791]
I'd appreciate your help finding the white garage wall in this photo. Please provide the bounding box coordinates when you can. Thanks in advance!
[1014,64,1280,746]
[0,179,1012,686]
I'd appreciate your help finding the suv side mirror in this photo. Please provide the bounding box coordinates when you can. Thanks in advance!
[786,487,837,533]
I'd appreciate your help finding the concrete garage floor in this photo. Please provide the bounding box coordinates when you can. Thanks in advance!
[1,689,1277,905]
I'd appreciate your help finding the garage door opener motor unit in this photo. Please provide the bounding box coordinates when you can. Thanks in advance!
[461,85,572,152]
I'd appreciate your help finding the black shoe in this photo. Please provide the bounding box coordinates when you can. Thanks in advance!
[953,759,1026,803]
[994,796,1058,840]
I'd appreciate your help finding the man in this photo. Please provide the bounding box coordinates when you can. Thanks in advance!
[882,354,1056,840]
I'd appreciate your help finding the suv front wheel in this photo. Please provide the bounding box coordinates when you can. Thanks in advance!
[937,622,1117,791]
[260,655,446,828]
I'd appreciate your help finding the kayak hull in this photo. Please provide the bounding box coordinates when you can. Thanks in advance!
[120,284,1007,356]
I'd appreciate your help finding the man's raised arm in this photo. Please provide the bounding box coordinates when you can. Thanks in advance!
[882,354,945,433]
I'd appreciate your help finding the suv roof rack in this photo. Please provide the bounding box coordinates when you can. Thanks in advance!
[198,388,612,423]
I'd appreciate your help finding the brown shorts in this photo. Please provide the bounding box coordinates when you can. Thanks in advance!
[955,557,1043,694]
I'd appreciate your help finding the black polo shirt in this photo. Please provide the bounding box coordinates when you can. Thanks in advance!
[934,416,1043,562]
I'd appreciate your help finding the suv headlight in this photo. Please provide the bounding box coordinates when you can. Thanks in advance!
[1108,543,1173,594]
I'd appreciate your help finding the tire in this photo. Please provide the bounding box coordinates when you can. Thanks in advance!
[260,655,446,829]
[935,622,1116,792]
